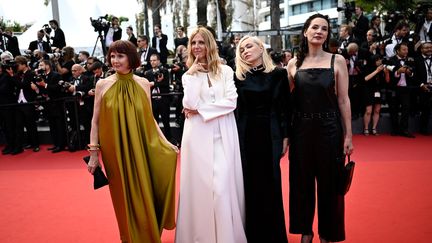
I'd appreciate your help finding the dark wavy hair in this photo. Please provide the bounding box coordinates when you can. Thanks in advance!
[296,13,331,68]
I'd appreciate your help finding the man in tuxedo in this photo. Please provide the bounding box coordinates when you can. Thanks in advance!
[1,30,21,57]
[351,6,369,44]
[13,56,40,154]
[35,60,67,152]
[28,30,52,53]
[144,54,172,141]
[135,35,158,75]
[414,42,432,134]
[387,42,416,138]
[0,55,17,155]
[346,42,368,119]
[338,24,357,57]
[152,24,169,65]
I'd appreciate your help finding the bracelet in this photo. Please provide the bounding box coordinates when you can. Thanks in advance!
[87,148,100,153]
[87,144,100,148]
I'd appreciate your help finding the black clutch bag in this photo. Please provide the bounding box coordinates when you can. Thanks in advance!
[83,156,109,190]
[339,155,355,195]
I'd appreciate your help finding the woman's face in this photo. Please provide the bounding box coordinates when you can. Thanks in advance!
[110,51,130,74]
[375,58,382,66]
[239,38,263,67]
[191,33,207,62]
[304,17,329,46]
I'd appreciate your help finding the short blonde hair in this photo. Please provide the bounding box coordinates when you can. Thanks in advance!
[235,35,275,80]
[186,26,221,77]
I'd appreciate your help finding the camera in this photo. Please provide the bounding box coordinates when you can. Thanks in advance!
[47,52,62,59]
[337,1,356,22]
[90,15,109,33]
[58,80,73,93]
[1,60,17,73]
[33,69,47,82]
[42,24,52,35]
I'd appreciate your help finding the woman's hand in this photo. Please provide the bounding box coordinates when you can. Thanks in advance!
[343,136,354,155]
[183,108,198,119]
[87,154,100,174]
[186,55,207,75]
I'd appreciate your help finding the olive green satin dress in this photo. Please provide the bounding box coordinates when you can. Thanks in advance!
[99,72,177,243]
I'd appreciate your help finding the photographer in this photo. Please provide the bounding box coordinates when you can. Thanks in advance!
[104,16,122,50]
[52,46,75,81]
[13,56,40,153]
[152,24,169,65]
[1,29,21,57]
[28,30,52,53]
[414,41,432,134]
[171,45,188,127]
[45,20,66,50]
[0,55,18,155]
[35,60,67,152]
[351,6,369,44]
[385,22,410,58]
[346,42,368,119]
[144,53,172,141]
[387,42,416,137]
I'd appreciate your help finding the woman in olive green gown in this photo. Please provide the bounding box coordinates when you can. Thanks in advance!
[87,40,178,243]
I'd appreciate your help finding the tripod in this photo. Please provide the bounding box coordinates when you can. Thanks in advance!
[91,30,107,59]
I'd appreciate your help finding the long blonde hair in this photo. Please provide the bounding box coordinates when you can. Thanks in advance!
[186,26,221,77]
[235,35,275,80]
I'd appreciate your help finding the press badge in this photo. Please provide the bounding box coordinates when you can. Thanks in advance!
[374,92,381,98]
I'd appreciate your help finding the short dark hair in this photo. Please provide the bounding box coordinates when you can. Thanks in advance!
[137,35,149,44]
[49,19,59,27]
[79,51,90,58]
[15,56,28,66]
[90,61,103,71]
[106,40,140,69]
[150,53,160,60]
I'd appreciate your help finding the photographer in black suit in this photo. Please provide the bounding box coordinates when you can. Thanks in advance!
[35,60,67,152]
[104,16,122,50]
[13,56,40,153]
[0,55,18,155]
[144,53,172,140]
[414,42,432,134]
[387,42,416,138]
[47,20,66,50]
[152,24,169,65]
[28,30,52,53]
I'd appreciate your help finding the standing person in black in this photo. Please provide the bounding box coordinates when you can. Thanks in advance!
[387,42,416,138]
[286,14,353,243]
[152,24,169,65]
[0,59,17,155]
[35,60,67,152]
[174,26,188,50]
[234,35,290,243]
[351,6,369,44]
[48,20,66,50]
[414,41,432,134]
[13,56,40,153]
[144,53,172,141]
[126,26,137,47]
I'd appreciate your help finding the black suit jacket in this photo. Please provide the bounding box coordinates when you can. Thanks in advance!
[388,56,415,88]
[413,55,431,86]
[28,40,52,53]
[51,28,66,49]
[353,14,369,43]
[138,47,159,71]
[415,18,432,41]
[128,35,137,47]
[3,34,21,57]
[15,70,38,102]
[152,34,169,64]
[144,67,170,94]
[0,73,16,105]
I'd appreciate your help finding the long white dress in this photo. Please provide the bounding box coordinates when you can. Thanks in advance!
[175,65,247,243]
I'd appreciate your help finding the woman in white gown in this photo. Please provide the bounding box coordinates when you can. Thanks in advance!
[175,26,247,243]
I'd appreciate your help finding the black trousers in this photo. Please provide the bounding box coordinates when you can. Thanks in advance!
[14,103,39,148]
[0,107,16,149]
[388,87,411,133]
[419,91,432,133]
[289,117,345,242]
[45,102,67,148]
[152,97,172,140]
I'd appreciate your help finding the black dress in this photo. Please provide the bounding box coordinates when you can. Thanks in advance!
[289,55,345,241]
[235,66,290,243]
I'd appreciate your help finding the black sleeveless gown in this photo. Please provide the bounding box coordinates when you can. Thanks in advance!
[289,55,346,242]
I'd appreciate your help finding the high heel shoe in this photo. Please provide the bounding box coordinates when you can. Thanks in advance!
[363,129,369,136]
[371,128,378,136]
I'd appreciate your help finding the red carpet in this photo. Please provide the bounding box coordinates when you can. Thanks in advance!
[1,135,431,242]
